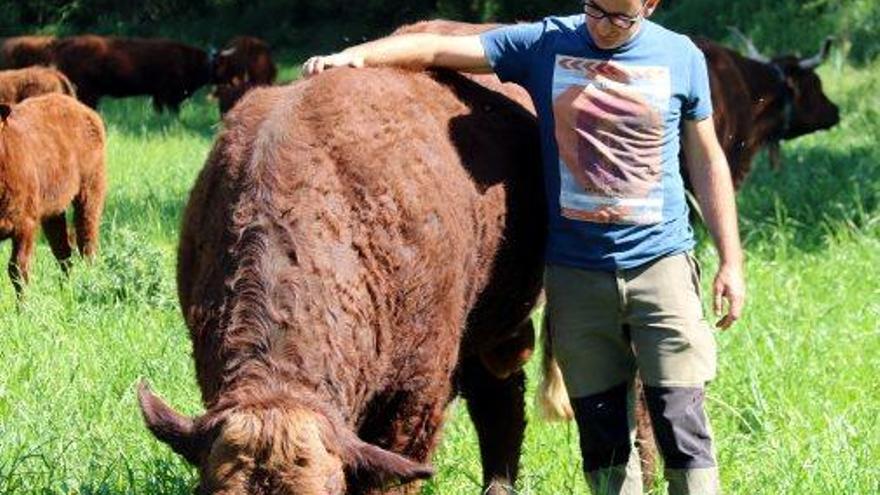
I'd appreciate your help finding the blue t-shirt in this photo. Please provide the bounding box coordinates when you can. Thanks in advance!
[480,15,713,271]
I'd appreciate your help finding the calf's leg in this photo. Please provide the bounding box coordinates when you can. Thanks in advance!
[42,214,73,274]
[8,224,37,297]
[73,175,105,258]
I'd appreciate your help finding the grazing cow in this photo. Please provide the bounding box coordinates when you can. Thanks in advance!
[138,58,548,494]
[0,94,105,296]
[694,30,840,186]
[50,35,212,111]
[212,36,277,115]
[0,66,76,104]
[0,35,56,69]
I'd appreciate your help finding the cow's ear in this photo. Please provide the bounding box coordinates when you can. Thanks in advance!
[342,435,434,483]
[0,104,10,123]
[137,381,209,465]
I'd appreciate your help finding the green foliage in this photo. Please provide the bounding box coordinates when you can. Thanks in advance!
[653,0,880,64]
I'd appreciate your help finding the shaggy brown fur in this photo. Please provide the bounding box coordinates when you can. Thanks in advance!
[692,37,839,187]
[0,66,76,104]
[0,94,105,296]
[213,36,278,116]
[138,53,547,493]
[49,35,212,111]
[0,36,56,69]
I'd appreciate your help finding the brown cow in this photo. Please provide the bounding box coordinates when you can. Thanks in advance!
[49,35,212,111]
[212,36,278,115]
[0,66,76,104]
[0,94,105,296]
[694,31,840,186]
[138,63,546,494]
[0,35,56,69]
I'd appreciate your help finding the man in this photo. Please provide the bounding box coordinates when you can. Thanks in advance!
[303,1,745,493]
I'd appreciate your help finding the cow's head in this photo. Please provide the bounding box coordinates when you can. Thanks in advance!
[729,28,840,140]
[138,382,432,495]
[212,45,242,86]
[770,39,840,139]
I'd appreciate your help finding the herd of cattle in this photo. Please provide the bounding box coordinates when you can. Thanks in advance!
[0,33,277,112]
[0,19,841,495]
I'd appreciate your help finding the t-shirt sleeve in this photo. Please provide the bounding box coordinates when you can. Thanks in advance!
[683,47,713,121]
[479,22,545,85]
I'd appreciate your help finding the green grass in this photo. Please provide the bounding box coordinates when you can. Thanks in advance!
[1,46,879,495]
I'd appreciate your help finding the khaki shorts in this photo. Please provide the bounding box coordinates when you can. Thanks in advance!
[545,252,717,398]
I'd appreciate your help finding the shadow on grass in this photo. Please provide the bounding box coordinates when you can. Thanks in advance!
[97,90,221,141]
[735,140,879,253]
[105,188,189,235]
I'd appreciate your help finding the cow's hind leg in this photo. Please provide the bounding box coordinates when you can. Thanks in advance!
[42,214,73,274]
[73,174,105,259]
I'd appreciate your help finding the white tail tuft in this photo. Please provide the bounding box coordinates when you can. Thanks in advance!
[536,310,574,422]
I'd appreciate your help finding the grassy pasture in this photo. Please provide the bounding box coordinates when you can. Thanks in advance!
[0,49,878,495]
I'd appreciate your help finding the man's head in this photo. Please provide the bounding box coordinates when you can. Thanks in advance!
[583,0,660,50]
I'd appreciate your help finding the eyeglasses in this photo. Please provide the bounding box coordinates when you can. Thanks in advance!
[583,1,646,30]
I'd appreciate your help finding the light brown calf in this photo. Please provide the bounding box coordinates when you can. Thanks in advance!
[0,94,105,296]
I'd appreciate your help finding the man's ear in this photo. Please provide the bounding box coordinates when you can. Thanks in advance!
[0,104,11,123]
[644,0,661,17]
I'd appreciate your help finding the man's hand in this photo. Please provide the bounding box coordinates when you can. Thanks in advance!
[713,263,745,330]
[302,53,364,78]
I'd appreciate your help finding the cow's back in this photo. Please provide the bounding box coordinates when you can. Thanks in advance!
[52,35,209,103]
[0,36,56,69]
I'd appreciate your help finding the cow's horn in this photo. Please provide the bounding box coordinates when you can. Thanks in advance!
[727,26,770,63]
[137,380,205,465]
[799,36,835,69]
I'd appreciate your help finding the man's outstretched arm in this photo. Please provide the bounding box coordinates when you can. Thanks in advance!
[302,33,492,77]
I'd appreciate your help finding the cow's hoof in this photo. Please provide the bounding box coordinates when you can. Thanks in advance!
[484,479,517,495]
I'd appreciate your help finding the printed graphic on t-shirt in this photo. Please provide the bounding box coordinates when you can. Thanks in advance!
[552,55,670,224]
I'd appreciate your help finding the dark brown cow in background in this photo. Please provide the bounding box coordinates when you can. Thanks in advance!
[50,35,213,111]
[212,36,277,115]
[0,35,56,69]
[694,29,840,187]
[0,94,105,296]
[0,66,76,104]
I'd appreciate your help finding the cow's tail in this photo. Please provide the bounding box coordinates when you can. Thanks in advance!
[58,72,77,98]
[537,309,574,422]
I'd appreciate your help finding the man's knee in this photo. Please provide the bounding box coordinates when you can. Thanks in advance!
[571,382,633,470]
[643,386,715,469]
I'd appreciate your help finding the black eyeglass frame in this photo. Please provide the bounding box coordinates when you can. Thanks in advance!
[583,1,647,30]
